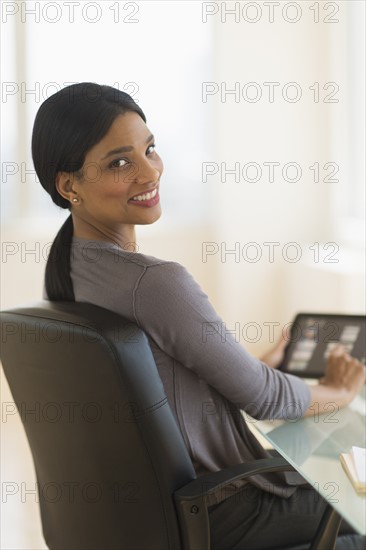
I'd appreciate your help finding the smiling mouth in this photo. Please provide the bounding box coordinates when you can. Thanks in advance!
[130,188,158,202]
[128,187,160,208]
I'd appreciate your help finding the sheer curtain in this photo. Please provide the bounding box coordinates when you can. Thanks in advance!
[1,1,214,230]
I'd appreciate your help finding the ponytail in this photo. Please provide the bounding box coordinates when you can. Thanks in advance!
[45,215,75,301]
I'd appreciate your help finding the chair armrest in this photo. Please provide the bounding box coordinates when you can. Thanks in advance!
[174,457,294,550]
[175,456,293,502]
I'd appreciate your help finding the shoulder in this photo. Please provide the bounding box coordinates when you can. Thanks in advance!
[71,236,192,279]
[138,258,199,291]
[134,256,209,319]
[71,236,174,268]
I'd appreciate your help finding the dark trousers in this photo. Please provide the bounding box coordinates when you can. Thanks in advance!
[208,483,365,550]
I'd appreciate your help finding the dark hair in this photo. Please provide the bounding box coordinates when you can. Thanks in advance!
[32,82,146,301]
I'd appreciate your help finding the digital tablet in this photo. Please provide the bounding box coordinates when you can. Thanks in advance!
[279,313,366,378]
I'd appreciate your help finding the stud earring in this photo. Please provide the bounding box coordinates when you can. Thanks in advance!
[72,198,78,203]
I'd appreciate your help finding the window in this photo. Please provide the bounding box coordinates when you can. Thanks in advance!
[1,1,214,230]
[336,1,365,248]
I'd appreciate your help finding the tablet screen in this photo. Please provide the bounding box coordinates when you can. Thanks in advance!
[279,314,366,378]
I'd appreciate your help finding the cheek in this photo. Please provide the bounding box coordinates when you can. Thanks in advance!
[85,179,130,205]
[103,185,130,202]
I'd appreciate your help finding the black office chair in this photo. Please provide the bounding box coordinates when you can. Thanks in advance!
[0,301,344,550]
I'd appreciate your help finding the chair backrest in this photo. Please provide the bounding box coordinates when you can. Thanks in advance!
[1,301,197,550]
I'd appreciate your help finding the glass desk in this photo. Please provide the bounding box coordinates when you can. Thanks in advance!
[247,389,366,535]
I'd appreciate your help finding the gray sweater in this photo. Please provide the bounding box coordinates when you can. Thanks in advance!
[44,236,311,505]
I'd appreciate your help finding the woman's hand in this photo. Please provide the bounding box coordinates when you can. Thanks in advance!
[259,335,288,369]
[320,345,366,396]
[305,345,366,416]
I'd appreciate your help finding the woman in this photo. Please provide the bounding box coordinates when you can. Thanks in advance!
[33,83,365,549]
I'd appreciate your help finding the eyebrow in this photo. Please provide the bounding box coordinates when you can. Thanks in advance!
[101,134,154,160]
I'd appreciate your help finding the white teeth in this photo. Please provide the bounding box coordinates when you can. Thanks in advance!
[132,188,157,201]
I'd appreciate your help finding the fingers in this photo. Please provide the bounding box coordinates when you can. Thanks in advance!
[327,345,358,367]
[324,345,366,391]
[341,355,366,385]
[329,344,347,358]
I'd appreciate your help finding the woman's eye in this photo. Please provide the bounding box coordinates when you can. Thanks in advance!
[110,158,128,169]
[109,145,156,169]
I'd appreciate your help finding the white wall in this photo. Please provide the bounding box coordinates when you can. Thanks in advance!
[204,1,365,356]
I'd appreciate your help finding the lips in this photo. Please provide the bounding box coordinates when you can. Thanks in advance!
[129,187,158,202]
[128,186,160,208]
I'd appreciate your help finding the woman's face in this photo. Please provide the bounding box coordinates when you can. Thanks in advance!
[70,111,163,232]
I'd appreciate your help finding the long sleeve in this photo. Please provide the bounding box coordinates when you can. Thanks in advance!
[133,261,311,420]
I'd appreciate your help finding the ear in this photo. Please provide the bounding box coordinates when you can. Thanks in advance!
[55,172,79,203]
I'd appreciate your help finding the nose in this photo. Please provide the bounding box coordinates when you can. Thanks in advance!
[134,156,161,186]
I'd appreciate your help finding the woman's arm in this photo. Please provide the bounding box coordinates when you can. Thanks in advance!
[133,261,312,420]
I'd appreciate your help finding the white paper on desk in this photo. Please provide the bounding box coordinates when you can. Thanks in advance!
[351,446,366,483]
